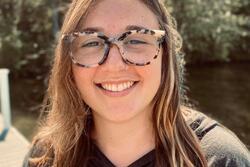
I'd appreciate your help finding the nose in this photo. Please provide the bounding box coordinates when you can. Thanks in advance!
[101,43,128,71]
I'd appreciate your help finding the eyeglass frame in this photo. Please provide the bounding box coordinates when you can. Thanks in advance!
[62,28,166,68]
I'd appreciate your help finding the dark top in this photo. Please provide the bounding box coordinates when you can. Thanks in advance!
[90,143,155,167]
[23,111,250,167]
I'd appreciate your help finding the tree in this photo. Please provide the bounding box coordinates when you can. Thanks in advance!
[165,0,250,63]
[0,0,69,77]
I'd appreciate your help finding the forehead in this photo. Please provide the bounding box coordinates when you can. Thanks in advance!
[81,0,159,35]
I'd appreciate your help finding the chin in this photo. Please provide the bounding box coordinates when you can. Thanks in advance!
[95,106,142,123]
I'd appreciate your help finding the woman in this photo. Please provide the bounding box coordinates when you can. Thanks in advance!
[23,0,250,166]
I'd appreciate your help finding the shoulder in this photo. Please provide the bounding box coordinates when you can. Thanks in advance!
[23,139,54,167]
[183,107,250,167]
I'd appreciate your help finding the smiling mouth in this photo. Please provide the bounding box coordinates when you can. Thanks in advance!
[95,81,139,92]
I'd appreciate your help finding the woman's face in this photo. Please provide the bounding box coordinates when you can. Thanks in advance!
[72,0,162,123]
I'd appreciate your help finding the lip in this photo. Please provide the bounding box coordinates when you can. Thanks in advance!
[95,78,139,84]
[95,81,139,97]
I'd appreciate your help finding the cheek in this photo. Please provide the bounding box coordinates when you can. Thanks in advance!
[72,66,94,96]
[139,55,162,96]
[151,53,162,81]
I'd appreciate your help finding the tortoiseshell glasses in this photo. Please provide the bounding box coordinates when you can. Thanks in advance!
[62,29,166,68]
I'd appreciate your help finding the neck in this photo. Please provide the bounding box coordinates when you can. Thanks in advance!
[91,108,155,166]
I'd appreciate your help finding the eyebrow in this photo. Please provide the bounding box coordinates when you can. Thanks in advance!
[82,25,148,32]
[126,25,147,31]
[82,27,103,32]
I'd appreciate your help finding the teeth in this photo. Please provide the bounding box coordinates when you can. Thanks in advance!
[101,81,135,92]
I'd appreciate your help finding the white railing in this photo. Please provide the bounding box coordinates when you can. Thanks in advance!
[0,69,11,141]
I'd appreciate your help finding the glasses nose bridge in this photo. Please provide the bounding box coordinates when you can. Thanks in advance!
[107,37,124,55]
[102,37,128,66]
[108,36,121,45]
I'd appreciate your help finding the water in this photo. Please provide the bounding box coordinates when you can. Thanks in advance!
[186,62,250,148]
[11,62,250,148]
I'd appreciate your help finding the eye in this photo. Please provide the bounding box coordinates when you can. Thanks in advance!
[81,41,102,47]
[126,39,148,45]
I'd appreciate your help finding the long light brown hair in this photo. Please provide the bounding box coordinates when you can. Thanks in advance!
[29,0,208,166]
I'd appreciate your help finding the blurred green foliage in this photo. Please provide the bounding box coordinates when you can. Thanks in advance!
[0,0,249,77]
[0,0,68,78]
[166,0,250,63]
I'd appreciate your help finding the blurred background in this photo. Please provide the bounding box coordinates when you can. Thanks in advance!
[0,0,249,148]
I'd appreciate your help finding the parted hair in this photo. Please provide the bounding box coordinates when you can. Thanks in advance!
[29,0,208,166]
